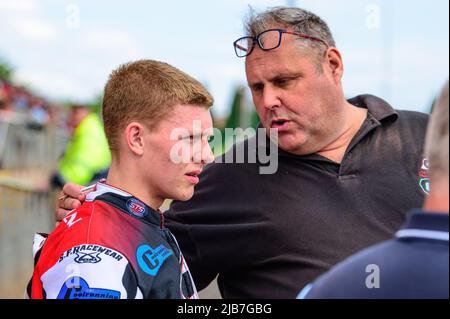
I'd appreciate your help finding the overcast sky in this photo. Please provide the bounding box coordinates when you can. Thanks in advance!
[0,0,448,116]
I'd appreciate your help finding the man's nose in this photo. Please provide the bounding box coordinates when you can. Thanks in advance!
[262,87,281,111]
[201,141,215,164]
[192,139,215,164]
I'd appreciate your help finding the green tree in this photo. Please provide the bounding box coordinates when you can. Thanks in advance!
[0,57,14,81]
[224,86,245,130]
[87,94,103,116]
[213,86,261,155]
[224,86,261,130]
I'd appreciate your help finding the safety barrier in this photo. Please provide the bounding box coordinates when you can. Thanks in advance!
[0,117,66,298]
[0,169,56,298]
[0,116,67,170]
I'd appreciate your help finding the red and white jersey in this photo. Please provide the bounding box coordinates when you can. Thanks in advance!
[27,182,198,299]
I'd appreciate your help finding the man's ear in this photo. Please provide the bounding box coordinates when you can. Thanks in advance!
[325,47,344,83]
[125,122,145,156]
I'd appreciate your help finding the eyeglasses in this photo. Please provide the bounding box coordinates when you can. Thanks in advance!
[233,28,328,58]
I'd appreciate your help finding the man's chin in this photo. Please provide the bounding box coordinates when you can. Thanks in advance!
[172,188,195,202]
[278,138,304,153]
[279,139,317,156]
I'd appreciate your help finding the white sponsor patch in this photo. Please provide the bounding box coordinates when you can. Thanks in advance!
[41,244,135,299]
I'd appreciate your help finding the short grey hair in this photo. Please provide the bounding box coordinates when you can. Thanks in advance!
[244,6,336,55]
[425,81,449,181]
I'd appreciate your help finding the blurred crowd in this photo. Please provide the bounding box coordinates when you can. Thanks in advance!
[1,73,111,190]
[0,77,60,128]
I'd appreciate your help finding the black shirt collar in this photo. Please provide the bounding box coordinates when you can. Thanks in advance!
[347,94,398,123]
[256,94,399,159]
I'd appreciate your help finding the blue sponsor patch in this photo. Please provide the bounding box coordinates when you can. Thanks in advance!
[136,244,173,277]
[126,198,147,218]
[57,277,120,299]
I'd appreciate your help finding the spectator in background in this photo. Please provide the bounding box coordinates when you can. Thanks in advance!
[0,90,7,110]
[0,89,13,169]
[299,82,449,299]
[50,104,111,189]
[25,97,51,131]
[28,98,49,127]
[0,89,13,119]
[12,86,30,112]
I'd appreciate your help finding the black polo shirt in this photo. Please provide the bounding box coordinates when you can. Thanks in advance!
[300,210,449,299]
[166,95,429,299]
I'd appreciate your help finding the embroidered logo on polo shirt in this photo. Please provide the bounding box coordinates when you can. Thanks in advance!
[418,158,430,195]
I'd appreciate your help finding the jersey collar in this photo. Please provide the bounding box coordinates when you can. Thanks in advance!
[396,209,449,242]
[86,182,165,228]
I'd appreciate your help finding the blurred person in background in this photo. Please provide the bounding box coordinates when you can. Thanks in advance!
[12,86,30,112]
[0,88,12,169]
[0,89,13,119]
[28,97,49,127]
[299,82,449,299]
[50,103,111,189]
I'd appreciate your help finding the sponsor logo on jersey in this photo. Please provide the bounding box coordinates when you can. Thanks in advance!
[419,158,430,195]
[136,244,173,277]
[57,277,120,299]
[63,211,82,228]
[59,244,124,263]
[74,251,102,264]
[126,198,148,218]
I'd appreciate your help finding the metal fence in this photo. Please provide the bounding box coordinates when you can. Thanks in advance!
[0,117,67,298]
[0,115,67,170]
[0,180,55,298]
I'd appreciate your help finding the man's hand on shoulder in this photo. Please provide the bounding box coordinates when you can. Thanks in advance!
[55,183,89,225]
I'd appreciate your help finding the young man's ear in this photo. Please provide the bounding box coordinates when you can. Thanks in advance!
[325,47,344,84]
[125,122,145,156]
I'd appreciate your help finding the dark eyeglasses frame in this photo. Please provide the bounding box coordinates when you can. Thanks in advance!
[233,28,329,58]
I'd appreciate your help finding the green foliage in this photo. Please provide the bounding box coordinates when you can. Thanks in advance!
[0,57,13,81]
[224,87,244,130]
[224,86,260,130]
[210,86,261,156]
[87,95,103,115]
